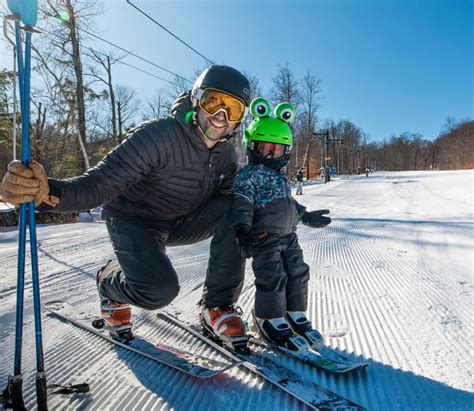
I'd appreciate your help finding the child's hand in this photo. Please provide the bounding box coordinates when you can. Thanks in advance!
[301,209,331,228]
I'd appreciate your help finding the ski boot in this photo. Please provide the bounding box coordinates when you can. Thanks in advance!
[200,304,249,354]
[252,310,309,353]
[285,311,323,350]
[93,261,133,341]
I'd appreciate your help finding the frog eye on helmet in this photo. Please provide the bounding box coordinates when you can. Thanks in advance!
[250,97,271,118]
[274,102,295,123]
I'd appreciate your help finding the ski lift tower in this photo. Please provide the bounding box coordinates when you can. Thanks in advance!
[312,130,340,183]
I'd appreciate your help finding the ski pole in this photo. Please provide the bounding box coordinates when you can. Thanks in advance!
[1,1,46,410]
[5,14,28,411]
[23,24,48,410]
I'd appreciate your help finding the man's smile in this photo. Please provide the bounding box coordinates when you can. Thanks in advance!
[209,117,227,129]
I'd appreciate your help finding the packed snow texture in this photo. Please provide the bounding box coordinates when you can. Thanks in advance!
[0,170,473,410]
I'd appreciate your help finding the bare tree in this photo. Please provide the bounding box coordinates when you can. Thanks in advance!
[435,118,474,169]
[270,62,301,108]
[242,71,263,102]
[300,71,322,136]
[39,0,105,171]
[115,85,140,142]
[142,88,171,121]
[270,62,301,169]
[296,71,323,174]
[88,51,119,139]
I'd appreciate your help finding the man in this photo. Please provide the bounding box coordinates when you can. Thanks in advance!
[295,167,304,195]
[2,65,251,350]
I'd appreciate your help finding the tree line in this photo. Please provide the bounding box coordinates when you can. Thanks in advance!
[1,0,472,185]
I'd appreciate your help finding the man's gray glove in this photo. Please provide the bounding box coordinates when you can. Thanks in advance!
[301,209,331,228]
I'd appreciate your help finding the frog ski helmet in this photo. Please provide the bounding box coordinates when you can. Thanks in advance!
[243,97,295,170]
[191,65,251,122]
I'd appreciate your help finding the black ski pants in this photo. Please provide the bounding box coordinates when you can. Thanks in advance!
[99,194,246,310]
[252,232,310,318]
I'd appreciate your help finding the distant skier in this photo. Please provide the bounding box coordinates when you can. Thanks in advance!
[365,168,370,177]
[230,97,331,351]
[295,167,304,195]
[1,65,251,348]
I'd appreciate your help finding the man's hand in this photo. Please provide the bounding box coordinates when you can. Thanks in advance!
[234,224,253,258]
[301,209,331,228]
[1,160,59,207]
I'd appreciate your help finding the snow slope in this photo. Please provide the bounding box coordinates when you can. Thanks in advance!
[1,170,473,410]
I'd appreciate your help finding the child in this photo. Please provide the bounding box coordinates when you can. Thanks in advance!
[231,97,331,352]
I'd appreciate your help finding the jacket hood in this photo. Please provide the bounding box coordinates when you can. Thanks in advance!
[171,91,195,131]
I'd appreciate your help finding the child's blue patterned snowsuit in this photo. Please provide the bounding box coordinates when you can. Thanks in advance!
[232,164,310,318]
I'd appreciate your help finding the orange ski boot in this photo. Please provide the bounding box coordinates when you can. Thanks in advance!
[200,304,249,353]
[95,262,133,341]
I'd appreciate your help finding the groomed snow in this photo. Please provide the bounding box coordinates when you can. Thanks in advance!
[1,170,473,410]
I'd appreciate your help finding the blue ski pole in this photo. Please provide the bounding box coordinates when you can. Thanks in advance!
[1,1,46,410]
[2,11,28,411]
[23,26,48,410]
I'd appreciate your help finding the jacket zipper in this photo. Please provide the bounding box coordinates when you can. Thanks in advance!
[196,154,213,205]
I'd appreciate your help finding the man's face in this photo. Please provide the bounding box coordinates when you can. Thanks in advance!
[196,108,240,143]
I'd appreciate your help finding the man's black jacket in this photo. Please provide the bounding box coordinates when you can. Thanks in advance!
[44,92,239,221]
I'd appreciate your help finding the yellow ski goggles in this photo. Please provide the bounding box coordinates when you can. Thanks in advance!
[197,88,248,122]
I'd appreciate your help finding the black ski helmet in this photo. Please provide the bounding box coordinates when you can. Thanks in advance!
[191,65,251,107]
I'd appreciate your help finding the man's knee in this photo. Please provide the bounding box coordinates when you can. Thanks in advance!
[133,279,180,310]
[157,281,180,307]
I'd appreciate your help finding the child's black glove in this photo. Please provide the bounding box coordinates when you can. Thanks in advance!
[301,209,331,228]
[234,224,253,258]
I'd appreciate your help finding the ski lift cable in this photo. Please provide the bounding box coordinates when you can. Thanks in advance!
[84,47,185,87]
[77,26,192,84]
[40,17,192,84]
[125,0,215,66]
[38,26,188,87]
[41,0,191,83]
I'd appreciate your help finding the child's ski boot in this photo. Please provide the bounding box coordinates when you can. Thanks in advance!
[200,304,249,354]
[252,311,309,353]
[93,262,133,341]
[285,311,323,350]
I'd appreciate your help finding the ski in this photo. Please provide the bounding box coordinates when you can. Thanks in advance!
[248,332,369,374]
[44,301,241,379]
[158,312,365,410]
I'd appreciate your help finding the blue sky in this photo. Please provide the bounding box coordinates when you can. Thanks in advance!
[2,0,473,142]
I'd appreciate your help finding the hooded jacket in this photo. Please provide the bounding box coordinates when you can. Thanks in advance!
[231,164,306,236]
[45,92,239,221]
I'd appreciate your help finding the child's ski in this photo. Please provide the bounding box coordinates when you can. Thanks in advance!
[158,312,366,410]
[248,332,369,374]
